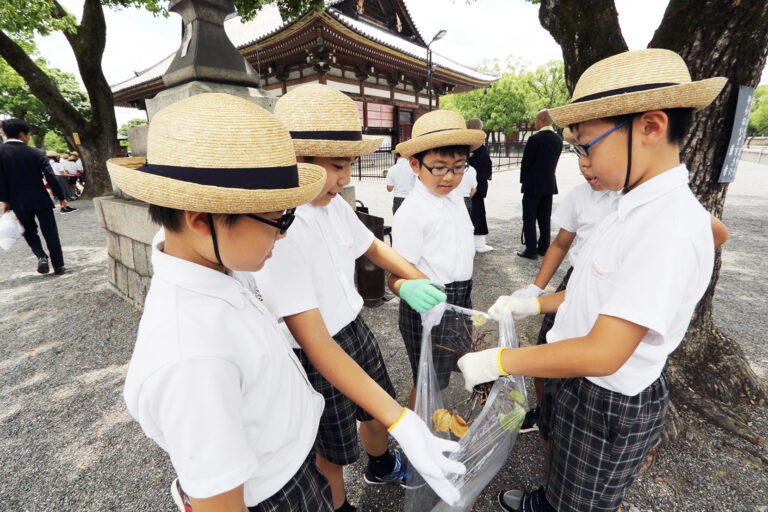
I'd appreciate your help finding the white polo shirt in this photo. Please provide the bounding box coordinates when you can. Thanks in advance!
[123,230,324,504]
[453,165,477,198]
[254,195,375,342]
[392,179,475,284]
[49,160,65,176]
[546,165,714,396]
[386,158,417,197]
[551,182,620,267]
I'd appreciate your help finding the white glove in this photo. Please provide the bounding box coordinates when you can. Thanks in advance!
[488,296,540,321]
[457,348,507,392]
[389,408,466,505]
[511,283,544,298]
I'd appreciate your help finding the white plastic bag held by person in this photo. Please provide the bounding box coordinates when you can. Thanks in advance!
[0,211,25,251]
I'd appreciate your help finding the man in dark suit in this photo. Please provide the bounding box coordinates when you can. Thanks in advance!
[0,118,69,274]
[518,110,562,259]
[467,118,494,253]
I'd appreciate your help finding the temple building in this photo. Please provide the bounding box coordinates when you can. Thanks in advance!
[111,0,497,146]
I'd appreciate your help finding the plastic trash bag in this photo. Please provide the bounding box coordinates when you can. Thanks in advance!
[405,303,527,512]
[0,211,25,251]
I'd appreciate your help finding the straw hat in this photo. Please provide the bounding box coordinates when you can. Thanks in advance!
[548,49,727,127]
[394,110,485,159]
[46,150,59,158]
[107,93,326,213]
[274,84,383,157]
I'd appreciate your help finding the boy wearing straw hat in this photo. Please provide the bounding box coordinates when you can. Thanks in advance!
[114,93,336,512]
[457,48,727,512]
[254,84,465,511]
[389,109,486,405]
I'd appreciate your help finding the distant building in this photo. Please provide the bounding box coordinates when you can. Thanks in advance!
[111,0,497,147]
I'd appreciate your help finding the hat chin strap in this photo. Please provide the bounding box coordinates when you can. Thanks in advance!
[623,120,634,192]
[207,213,224,267]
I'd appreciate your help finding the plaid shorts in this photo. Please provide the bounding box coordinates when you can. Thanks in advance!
[399,279,473,389]
[295,315,396,465]
[248,451,333,512]
[536,266,573,346]
[542,375,669,512]
[393,196,405,214]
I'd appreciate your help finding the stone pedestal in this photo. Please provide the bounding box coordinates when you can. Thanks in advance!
[94,196,157,309]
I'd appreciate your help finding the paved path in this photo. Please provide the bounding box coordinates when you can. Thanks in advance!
[0,156,765,511]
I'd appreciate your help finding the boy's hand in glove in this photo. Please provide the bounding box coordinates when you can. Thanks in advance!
[399,280,447,313]
[488,296,540,321]
[510,283,544,298]
[457,348,508,392]
[389,408,466,505]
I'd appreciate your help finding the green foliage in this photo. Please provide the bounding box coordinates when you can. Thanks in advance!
[440,59,570,135]
[118,118,147,136]
[748,85,768,136]
[44,131,69,153]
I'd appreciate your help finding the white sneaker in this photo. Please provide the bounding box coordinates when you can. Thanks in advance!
[476,245,494,253]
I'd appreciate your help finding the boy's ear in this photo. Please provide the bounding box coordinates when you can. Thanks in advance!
[408,156,420,174]
[184,211,212,237]
[638,110,669,147]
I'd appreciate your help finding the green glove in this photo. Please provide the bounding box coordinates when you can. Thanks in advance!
[399,280,447,313]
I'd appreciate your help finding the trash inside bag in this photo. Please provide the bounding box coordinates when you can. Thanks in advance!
[405,304,527,512]
[0,211,25,251]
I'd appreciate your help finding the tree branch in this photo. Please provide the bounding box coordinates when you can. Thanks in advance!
[0,30,86,132]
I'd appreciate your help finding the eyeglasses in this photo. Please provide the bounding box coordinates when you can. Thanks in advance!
[421,161,469,176]
[245,208,296,234]
[570,119,631,157]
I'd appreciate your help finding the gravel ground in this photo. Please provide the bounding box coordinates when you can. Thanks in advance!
[0,156,765,511]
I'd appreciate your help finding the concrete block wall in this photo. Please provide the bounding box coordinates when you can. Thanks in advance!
[94,195,156,309]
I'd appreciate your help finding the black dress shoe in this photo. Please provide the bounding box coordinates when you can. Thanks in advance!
[37,256,50,274]
[54,266,66,275]
[516,250,538,260]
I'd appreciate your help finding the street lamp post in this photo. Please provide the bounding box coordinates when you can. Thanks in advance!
[426,29,447,111]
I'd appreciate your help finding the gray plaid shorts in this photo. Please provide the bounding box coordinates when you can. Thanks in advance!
[248,451,333,512]
[399,279,473,389]
[543,375,669,512]
[295,315,396,465]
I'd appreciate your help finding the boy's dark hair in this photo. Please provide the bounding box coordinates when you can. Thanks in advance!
[1,118,31,139]
[412,145,471,166]
[571,108,694,144]
[148,204,242,232]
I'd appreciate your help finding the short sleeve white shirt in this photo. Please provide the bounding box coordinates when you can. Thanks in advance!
[74,158,83,172]
[123,230,324,504]
[254,196,375,342]
[386,158,417,197]
[62,159,77,174]
[50,160,64,176]
[392,179,475,283]
[552,183,621,267]
[453,165,477,198]
[546,166,715,396]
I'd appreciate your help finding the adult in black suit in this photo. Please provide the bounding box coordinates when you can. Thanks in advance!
[518,110,562,259]
[467,118,494,253]
[0,118,68,274]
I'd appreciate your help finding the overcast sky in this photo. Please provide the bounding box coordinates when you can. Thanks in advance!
[34,0,768,128]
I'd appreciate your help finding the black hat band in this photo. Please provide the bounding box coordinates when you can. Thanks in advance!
[138,163,299,190]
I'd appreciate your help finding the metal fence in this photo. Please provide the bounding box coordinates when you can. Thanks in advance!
[352,145,395,181]
[487,141,526,170]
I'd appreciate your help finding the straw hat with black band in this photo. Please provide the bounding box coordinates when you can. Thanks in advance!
[547,49,726,190]
[107,93,326,267]
[394,110,485,159]
[274,84,383,157]
[46,150,59,158]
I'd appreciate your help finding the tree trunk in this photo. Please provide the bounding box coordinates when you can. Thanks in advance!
[0,0,117,198]
[538,0,768,443]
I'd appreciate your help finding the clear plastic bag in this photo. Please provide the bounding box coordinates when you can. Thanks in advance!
[0,211,25,251]
[405,304,527,511]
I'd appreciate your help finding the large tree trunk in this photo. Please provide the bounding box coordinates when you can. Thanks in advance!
[538,0,768,444]
[0,0,117,198]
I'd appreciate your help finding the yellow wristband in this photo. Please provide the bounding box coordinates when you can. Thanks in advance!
[388,407,408,432]
[497,347,509,376]
[535,297,541,315]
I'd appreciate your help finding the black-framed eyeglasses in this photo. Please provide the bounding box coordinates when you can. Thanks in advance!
[421,161,469,176]
[570,119,631,157]
[245,208,296,235]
